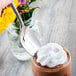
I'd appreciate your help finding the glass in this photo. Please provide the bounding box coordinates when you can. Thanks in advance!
[32,49,72,76]
[7,21,31,61]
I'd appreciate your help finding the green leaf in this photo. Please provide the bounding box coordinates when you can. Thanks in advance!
[16,29,20,34]
[29,0,36,4]
[25,7,39,20]
[14,19,20,28]
[21,13,26,21]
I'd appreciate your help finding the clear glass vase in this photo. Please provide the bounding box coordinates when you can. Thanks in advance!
[7,23,31,61]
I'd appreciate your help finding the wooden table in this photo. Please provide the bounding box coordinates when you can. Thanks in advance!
[0,0,76,76]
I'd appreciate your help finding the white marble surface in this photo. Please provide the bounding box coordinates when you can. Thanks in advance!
[0,0,76,76]
[0,31,33,76]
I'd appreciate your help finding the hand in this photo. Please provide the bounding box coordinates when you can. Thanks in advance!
[0,0,14,16]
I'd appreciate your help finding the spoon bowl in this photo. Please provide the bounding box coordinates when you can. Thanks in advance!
[10,3,41,57]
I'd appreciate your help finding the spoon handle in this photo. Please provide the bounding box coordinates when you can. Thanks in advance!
[10,3,34,57]
[10,3,25,29]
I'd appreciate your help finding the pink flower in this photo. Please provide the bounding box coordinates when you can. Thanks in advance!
[18,0,31,6]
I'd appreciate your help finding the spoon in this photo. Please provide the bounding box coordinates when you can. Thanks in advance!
[10,3,41,58]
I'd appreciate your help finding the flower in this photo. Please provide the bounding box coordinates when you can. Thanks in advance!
[18,0,25,4]
[18,0,31,6]
[0,0,20,33]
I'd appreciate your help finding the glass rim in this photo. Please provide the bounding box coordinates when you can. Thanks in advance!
[32,49,71,72]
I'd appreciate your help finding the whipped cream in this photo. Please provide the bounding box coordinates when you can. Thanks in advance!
[37,43,67,68]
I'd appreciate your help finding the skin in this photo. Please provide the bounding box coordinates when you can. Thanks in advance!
[0,0,14,16]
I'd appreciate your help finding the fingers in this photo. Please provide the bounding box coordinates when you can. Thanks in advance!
[0,0,14,10]
[0,0,14,16]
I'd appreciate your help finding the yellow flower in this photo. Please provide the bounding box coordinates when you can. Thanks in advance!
[0,0,20,33]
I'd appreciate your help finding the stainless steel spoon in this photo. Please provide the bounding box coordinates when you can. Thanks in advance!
[10,3,41,57]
